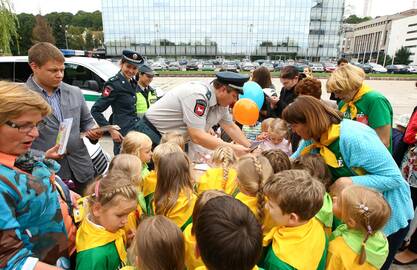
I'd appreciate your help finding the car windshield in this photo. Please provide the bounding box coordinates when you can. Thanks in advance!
[90,60,120,78]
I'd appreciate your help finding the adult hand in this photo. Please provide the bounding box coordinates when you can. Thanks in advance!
[84,129,103,140]
[230,143,250,157]
[329,177,353,197]
[109,129,124,143]
[268,96,279,107]
[45,144,64,159]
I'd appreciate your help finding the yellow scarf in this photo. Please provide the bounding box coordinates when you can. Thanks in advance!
[153,190,196,228]
[143,170,157,197]
[301,124,341,168]
[339,84,372,120]
[183,223,204,270]
[76,217,127,264]
[195,266,261,270]
[264,218,326,270]
[197,167,238,195]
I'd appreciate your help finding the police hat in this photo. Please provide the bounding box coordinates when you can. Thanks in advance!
[215,71,249,94]
[139,64,155,76]
[122,49,144,67]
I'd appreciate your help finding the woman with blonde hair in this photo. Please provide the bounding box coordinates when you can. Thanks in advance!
[326,64,393,151]
[284,95,413,270]
[0,82,70,269]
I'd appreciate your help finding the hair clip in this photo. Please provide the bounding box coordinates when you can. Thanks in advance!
[367,225,373,234]
[94,181,100,199]
[359,203,369,212]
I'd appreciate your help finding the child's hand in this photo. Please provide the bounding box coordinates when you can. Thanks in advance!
[256,132,269,141]
[70,190,81,209]
[126,229,136,248]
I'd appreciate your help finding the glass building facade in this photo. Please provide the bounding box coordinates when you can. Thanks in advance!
[102,0,344,60]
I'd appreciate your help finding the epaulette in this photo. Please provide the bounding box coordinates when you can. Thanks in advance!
[109,75,119,82]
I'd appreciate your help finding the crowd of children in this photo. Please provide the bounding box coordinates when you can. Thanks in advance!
[65,127,394,270]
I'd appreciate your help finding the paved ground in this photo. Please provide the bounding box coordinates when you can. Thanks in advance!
[98,77,417,270]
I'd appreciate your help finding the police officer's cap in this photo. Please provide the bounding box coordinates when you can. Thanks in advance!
[140,64,155,76]
[216,71,249,94]
[122,49,144,67]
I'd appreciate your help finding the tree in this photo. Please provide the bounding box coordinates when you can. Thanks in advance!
[85,30,94,50]
[394,46,412,65]
[67,26,85,50]
[343,15,372,24]
[0,0,19,55]
[72,10,102,30]
[15,13,35,55]
[32,15,55,44]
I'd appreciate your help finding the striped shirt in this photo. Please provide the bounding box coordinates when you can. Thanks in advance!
[31,77,64,122]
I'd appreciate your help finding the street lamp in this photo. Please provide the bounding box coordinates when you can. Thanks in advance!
[60,24,69,49]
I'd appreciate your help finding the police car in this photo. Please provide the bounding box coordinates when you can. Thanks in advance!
[0,54,118,175]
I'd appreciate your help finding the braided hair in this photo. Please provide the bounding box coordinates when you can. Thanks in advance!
[212,146,236,191]
[253,156,265,224]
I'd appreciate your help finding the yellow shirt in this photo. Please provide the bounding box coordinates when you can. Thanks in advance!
[143,170,157,197]
[195,266,261,270]
[183,223,204,270]
[326,236,378,270]
[235,192,276,238]
[197,167,238,195]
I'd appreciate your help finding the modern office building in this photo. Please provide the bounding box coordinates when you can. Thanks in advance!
[341,9,417,65]
[101,0,345,60]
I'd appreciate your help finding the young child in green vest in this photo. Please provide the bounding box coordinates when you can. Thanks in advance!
[121,131,153,178]
[184,190,227,270]
[75,170,138,270]
[197,145,238,195]
[121,215,186,270]
[292,154,334,236]
[262,169,328,270]
[142,142,183,214]
[327,185,390,270]
[153,151,197,231]
[194,196,264,270]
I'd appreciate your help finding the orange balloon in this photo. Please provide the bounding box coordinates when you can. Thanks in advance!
[232,98,259,126]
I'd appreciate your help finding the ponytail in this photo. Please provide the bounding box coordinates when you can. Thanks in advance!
[253,156,265,224]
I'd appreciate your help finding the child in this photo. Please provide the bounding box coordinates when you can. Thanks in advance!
[109,154,146,233]
[194,195,263,270]
[153,151,197,230]
[197,145,238,195]
[258,118,292,156]
[292,154,333,235]
[142,142,183,213]
[183,190,227,270]
[127,215,185,270]
[256,118,274,141]
[235,155,275,235]
[261,149,291,173]
[121,131,153,178]
[76,171,138,270]
[262,170,327,270]
[327,185,390,270]
[160,130,185,150]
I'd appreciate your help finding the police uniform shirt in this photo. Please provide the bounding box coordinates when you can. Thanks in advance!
[145,81,233,136]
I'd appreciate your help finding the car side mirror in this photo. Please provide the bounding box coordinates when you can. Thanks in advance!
[85,80,99,92]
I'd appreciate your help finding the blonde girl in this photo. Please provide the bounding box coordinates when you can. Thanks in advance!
[328,185,391,270]
[258,118,292,156]
[183,190,227,270]
[129,216,185,270]
[76,171,138,270]
[153,151,197,230]
[121,131,153,178]
[142,142,183,213]
[160,130,185,150]
[235,155,275,234]
[197,145,238,195]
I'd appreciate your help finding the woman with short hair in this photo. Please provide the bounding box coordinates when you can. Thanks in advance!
[285,95,413,270]
[0,82,69,269]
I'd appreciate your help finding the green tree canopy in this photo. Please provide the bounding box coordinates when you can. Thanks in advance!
[15,13,35,54]
[394,46,412,65]
[32,15,55,44]
[0,0,19,55]
[343,15,372,24]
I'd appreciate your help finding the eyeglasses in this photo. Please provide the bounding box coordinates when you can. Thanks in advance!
[5,120,46,133]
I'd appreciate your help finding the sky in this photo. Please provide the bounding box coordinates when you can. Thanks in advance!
[10,0,417,17]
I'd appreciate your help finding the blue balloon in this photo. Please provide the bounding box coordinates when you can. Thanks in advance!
[240,81,264,110]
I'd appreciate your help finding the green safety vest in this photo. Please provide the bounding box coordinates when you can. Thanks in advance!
[136,89,157,116]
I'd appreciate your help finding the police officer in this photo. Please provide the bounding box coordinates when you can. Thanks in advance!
[91,49,144,154]
[136,64,158,118]
[135,71,251,156]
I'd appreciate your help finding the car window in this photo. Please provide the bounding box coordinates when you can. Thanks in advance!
[14,62,32,83]
[0,62,14,81]
[63,63,104,92]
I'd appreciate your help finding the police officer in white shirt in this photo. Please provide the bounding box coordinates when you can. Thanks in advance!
[134,71,251,156]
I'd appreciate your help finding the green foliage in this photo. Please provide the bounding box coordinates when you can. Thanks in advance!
[394,46,412,65]
[85,30,94,50]
[72,10,102,30]
[343,15,372,24]
[0,0,19,55]
[15,13,36,54]
[376,52,392,66]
